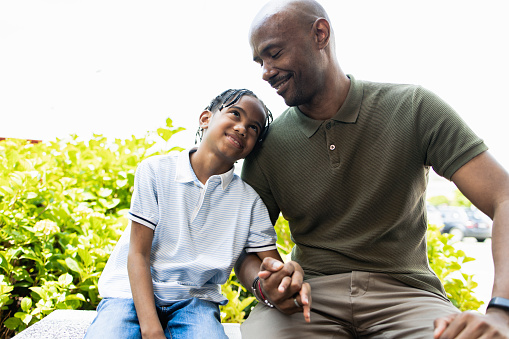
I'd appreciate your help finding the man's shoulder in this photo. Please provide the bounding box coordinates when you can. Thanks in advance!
[270,106,294,128]
[360,78,421,95]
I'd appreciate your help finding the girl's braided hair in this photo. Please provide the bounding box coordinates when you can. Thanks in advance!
[195,89,273,144]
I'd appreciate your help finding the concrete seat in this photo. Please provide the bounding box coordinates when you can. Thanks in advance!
[12,310,241,339]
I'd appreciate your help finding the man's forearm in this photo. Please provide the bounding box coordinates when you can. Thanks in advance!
[234,250,262,290]
[489,199,509,301]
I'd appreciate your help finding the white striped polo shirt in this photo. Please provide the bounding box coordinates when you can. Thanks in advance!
[98,149,277,305]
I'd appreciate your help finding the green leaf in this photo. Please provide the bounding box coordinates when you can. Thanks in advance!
[21,253,44,266]
[29,287,48,300]
[26,192,38,199]
[3,317,21,330]
[239,296,256,310]
[20,313,33,325]
[0,186,14,195]
[78,248,93,267]
[65,258,82,274]
[58,273,74,287]
[81,192,97,201]
[98,188,113,198]
[463,256,476,263]
[21,297,32,312]
[0,284,14,294]
[0,252,11,273]
[116,179,128,188]
[65,293,86,302]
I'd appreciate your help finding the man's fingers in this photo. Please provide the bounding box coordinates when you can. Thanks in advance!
[278,276,292,293]
[257,270,272,280]
[433,318,449,339]
[257,259,310,315]
[297,283,312,323]
[260,257,284,272]
[299,282,311,307]
[433,313,458,339]
[302,303,311,323]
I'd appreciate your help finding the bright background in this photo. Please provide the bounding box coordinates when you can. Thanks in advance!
[1,0,506,310]
[1,0,508,181]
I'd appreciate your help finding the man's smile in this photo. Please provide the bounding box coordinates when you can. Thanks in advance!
[269,74,292,94]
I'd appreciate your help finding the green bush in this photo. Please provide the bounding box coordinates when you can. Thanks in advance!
[0,120,183,337]
[426,223,483,311]
[0,122,483,336]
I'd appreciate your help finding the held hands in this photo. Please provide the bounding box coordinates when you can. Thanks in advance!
[257,257,312,322]
[433,308,509,338]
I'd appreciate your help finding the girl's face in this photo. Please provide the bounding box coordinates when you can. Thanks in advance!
[200,95,266,164]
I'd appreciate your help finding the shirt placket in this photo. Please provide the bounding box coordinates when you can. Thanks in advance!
[325,120,340,166]
[191,181,206,222]
[191,178,220,223]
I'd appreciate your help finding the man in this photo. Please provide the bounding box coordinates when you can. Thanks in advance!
[234,0,509,338]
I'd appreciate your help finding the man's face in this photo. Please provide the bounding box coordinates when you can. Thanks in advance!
[250,15,322,107]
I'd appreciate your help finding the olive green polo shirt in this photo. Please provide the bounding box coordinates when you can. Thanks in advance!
[242,75,487,297]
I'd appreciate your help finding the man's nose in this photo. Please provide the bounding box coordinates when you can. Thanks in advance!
[262,62,277,82]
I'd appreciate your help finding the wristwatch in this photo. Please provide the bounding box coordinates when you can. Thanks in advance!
[487,297,509,312]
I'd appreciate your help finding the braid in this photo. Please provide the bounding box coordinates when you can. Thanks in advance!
[195,89,273,144]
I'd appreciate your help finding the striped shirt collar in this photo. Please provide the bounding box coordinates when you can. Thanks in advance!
[175,148,235,190]
[291,74,362,138]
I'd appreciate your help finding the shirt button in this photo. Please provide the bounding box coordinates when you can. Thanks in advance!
[326,122,331,130]
[330,144,336,151]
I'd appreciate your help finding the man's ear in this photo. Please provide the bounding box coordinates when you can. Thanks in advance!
[313,18,331,50]
[199,110,213,130]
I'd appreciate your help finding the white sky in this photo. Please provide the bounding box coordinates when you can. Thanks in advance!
[1,0,508,172]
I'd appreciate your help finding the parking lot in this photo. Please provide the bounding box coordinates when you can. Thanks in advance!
[452,238,493,313]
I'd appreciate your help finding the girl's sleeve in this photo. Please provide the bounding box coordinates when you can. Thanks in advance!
[244,196,278,253]
[127,160,159,230]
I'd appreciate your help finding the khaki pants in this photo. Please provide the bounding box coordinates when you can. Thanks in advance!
[241,271,460,339]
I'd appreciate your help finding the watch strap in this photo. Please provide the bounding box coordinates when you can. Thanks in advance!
[487,297,509,311]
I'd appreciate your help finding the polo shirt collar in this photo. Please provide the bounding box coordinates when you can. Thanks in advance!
[175,148,235,190]
[291,74,362,138]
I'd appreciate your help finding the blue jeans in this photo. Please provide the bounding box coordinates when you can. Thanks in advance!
[84,297,228,339]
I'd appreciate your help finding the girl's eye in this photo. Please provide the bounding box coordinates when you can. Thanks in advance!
[230,110,240,117]
[249,125,258,132]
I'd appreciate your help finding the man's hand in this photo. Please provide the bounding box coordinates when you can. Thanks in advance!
[257,257,312,322]
[434,309,509,338]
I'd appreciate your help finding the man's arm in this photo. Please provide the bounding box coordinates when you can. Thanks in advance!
[234,250,311,322]
[434,151,509,338]
[127,221,166,339]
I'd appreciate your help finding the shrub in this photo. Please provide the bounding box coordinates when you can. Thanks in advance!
[0,120,183,336]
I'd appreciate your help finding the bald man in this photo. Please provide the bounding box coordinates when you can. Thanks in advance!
[234,0,509,338]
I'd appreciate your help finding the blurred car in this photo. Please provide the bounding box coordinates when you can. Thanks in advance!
[436,206,492,242]
[463,207,492,242]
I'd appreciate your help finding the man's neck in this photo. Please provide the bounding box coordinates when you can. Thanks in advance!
[298,71,351,121]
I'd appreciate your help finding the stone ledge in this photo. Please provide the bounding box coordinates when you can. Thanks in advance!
[12,310,241,339]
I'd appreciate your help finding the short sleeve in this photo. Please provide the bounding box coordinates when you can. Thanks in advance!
[244,196,277,253]
[414,86,488,180]
[128,159,159,230]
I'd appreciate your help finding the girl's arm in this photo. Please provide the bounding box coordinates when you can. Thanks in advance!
[127,221,166,338]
